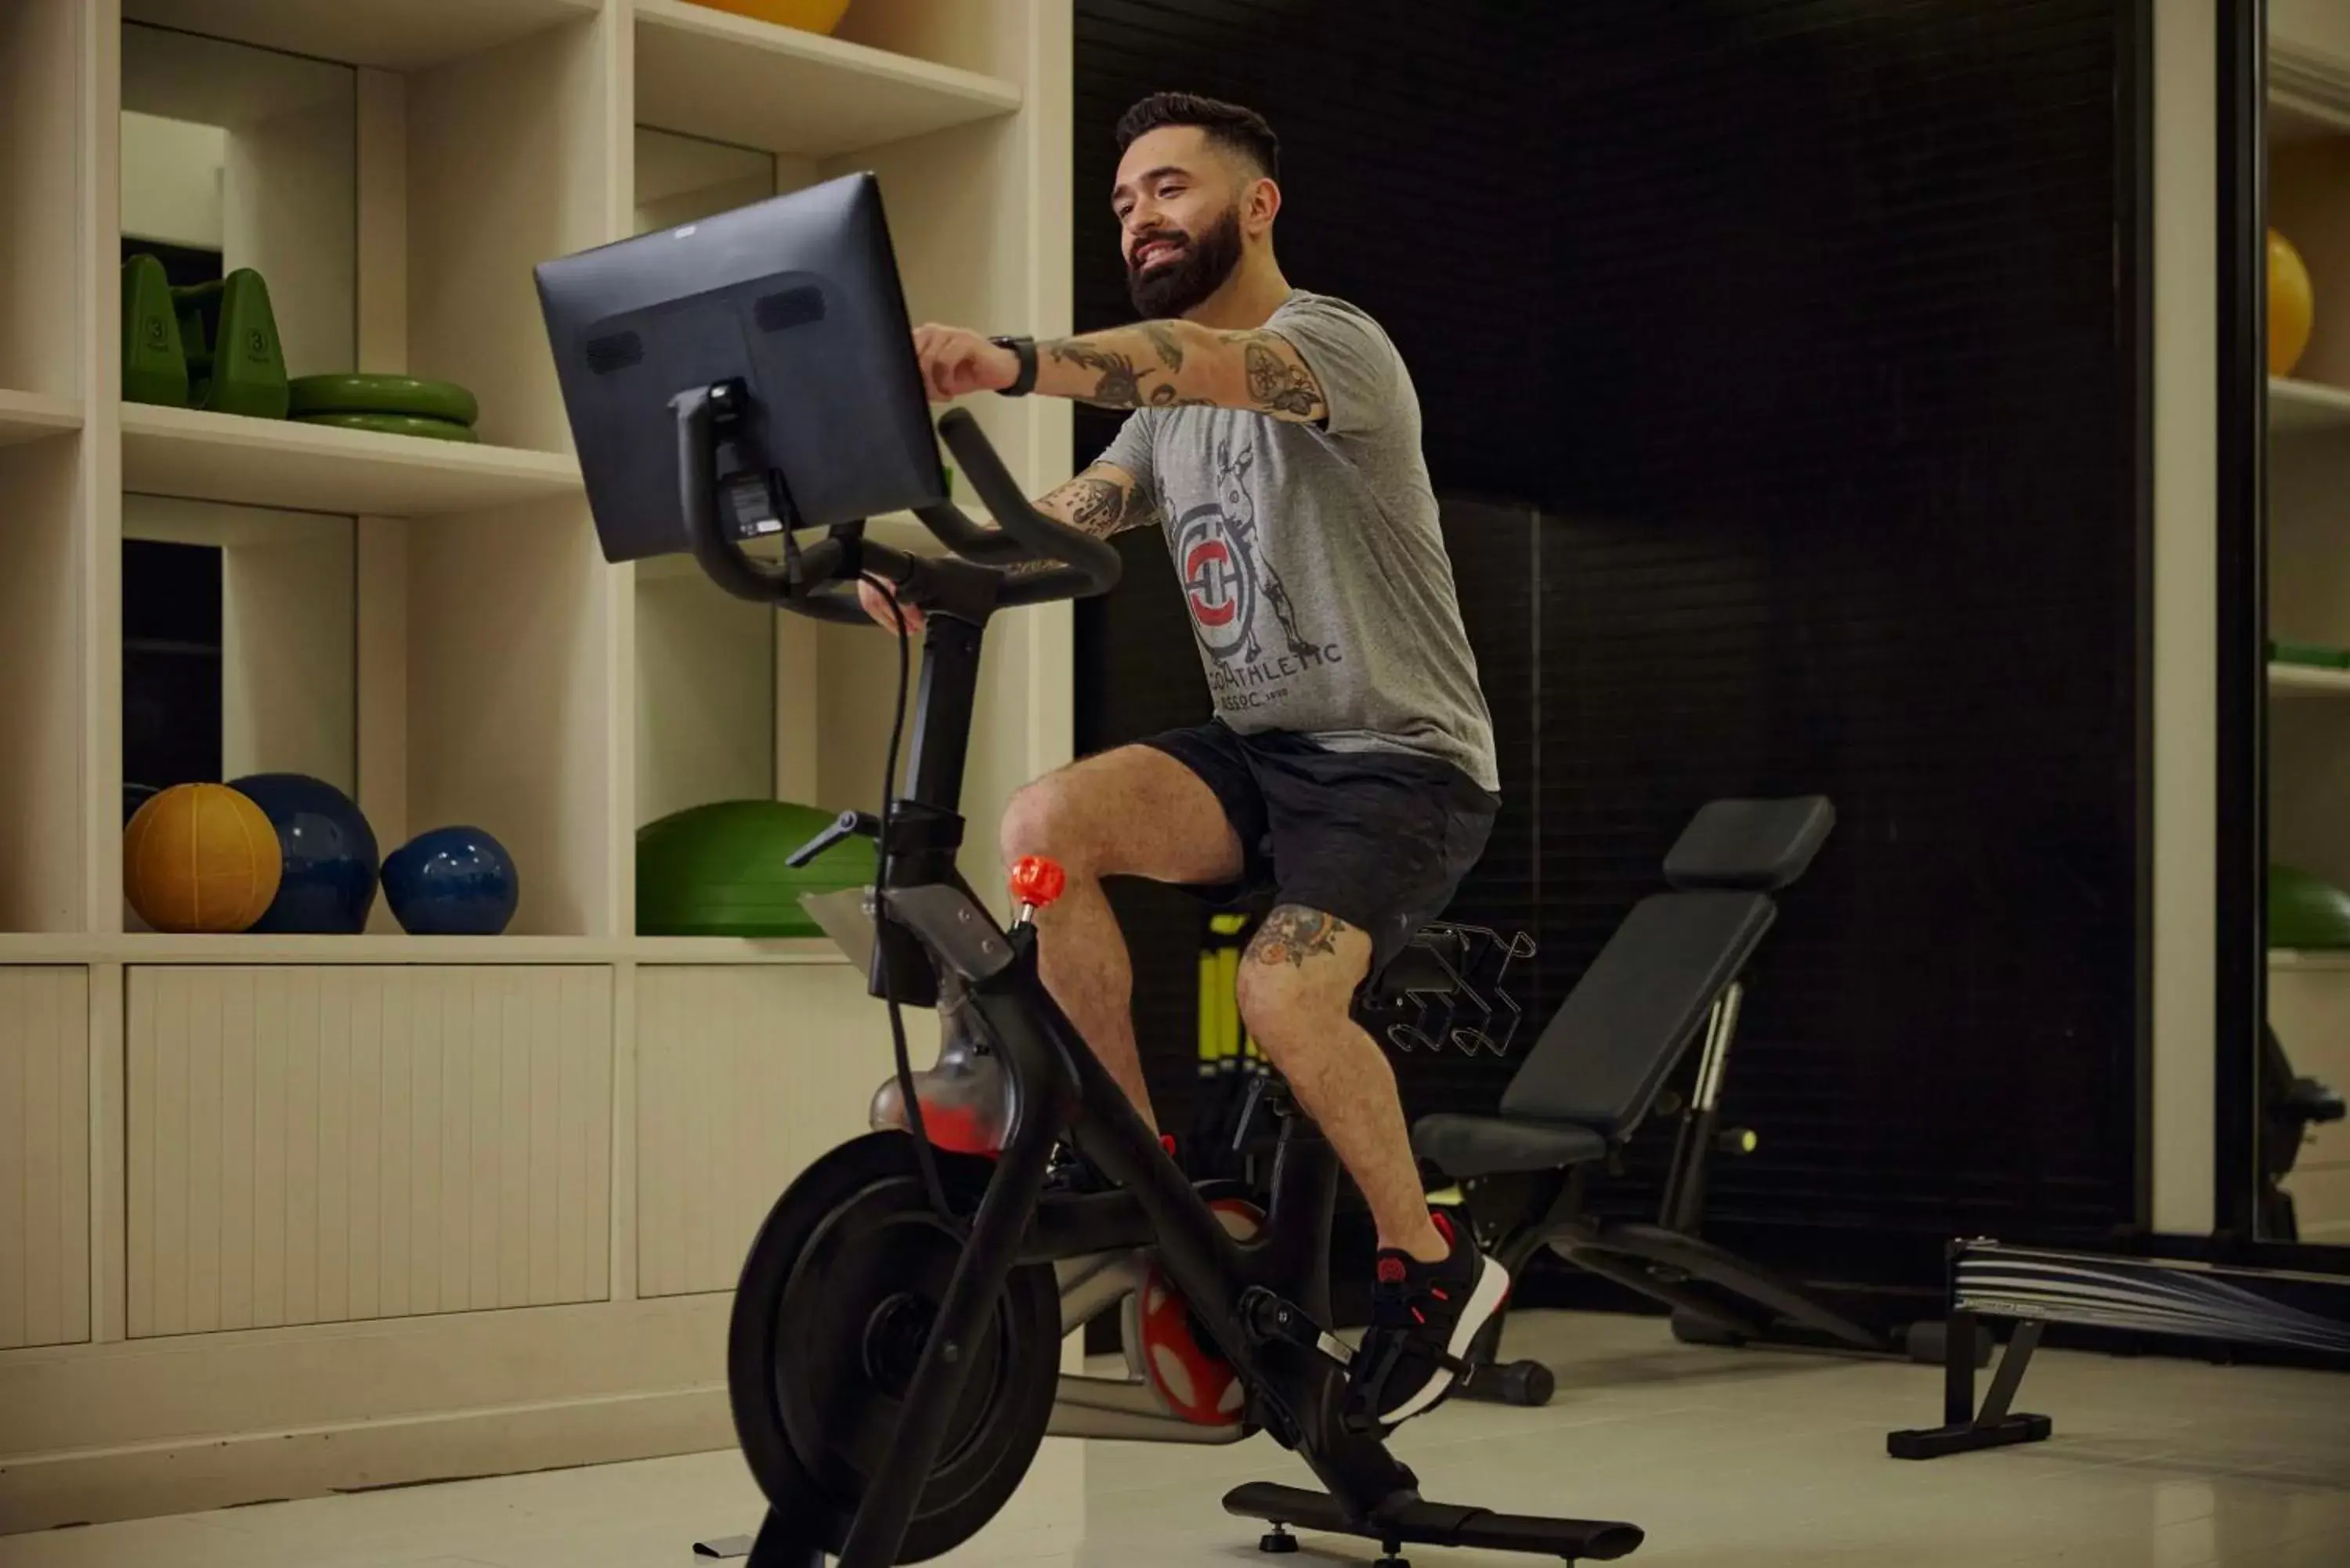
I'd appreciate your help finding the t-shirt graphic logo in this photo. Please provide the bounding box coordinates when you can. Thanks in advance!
[1175,439,1323,668]
[1178,507,1255,656]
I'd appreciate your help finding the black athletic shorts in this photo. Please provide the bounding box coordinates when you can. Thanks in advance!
[1139,722,1500,979]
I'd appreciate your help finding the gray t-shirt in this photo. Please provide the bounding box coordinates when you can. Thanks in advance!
[1100,291,1499,792]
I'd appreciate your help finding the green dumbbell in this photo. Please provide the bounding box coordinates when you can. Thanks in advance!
[171,269,289,419]
[121,255,190,408]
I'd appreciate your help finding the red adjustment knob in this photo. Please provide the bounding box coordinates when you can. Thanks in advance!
[1009,856,1067,910]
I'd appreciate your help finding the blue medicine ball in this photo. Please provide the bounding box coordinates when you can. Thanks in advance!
[229,772,380,934]
[383,826,519,936]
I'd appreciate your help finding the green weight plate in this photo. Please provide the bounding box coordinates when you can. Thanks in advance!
[294,411,480,443]
[288,374,480,425]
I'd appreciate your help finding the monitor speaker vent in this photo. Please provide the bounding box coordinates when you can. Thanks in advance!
[584,331,643,374]
[754,287,825,333]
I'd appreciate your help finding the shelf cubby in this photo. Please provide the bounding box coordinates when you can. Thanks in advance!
[1,0,82,402]
[624,121,931,862]
[0,433,89,934]
[2268,103,2350,394]
[121,0,598,74]
[634,0,1019,161]
[104,3,623,938]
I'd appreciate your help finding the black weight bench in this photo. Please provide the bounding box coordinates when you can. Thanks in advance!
[1408,797,1957,1407]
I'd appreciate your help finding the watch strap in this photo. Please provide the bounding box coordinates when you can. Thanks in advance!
[991,335,1038,397]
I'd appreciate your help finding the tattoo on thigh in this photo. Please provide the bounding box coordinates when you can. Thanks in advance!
[1248,905,1351,968]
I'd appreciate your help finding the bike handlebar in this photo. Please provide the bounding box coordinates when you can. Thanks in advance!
[931,409,1123,593]
[675,386,1122,621]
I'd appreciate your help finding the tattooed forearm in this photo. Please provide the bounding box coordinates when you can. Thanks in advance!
[1003,471,1158,580]
[1035,464,1162,541]
[1246,905,1352,968]
[1045,341,1147,409]
[1029,321,1326,421]
[1141,321,1187,372]
[1058,476,1125,535]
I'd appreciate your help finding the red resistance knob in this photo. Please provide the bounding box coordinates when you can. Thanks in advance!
[1009,856,1067,912]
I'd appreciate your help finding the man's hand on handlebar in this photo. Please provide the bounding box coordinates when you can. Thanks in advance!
[858,578,926,635]
[913,324,1018,402]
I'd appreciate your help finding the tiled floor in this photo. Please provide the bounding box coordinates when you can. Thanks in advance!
[5,1310,2345,1568]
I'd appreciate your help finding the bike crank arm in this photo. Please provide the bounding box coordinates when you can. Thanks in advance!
[1241,1286,1354,1369]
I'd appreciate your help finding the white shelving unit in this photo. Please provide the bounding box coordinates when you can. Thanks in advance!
[121,0,603,72]
[2264,5,2350,1249]
[2266,661,2350,695]
[634,0,1020,158]
[2268,374,2350,433]
[0,388,81,447]
[121,403,584,516]
[0,0,1072,1532]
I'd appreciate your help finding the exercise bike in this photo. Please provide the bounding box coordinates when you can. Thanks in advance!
[537,172,1640,1568]
[691,403,1642,1568]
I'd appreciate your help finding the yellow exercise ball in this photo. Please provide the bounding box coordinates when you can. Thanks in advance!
[680,0,851,33]
[125,782,283,934]
[2271,227,2316,378]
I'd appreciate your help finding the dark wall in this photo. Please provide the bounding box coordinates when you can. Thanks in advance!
[1072,0,2145,1290]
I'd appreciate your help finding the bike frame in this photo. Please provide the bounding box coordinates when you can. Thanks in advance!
[675,389,1636,1568]
[812,608,1415,1568]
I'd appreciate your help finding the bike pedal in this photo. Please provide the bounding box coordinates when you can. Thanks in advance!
[1238,1287,1354,1368]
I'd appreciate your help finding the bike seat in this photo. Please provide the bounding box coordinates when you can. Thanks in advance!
[1412,1112,1609,1178]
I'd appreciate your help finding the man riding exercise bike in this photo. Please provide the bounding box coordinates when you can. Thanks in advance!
[871,92,1506,1430]
[537,117,1636,1568]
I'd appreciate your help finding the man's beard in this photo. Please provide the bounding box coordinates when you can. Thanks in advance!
[1126,205,1244,319]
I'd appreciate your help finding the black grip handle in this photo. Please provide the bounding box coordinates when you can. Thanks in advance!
[911,500,1029,565]
[934,408,1121,596]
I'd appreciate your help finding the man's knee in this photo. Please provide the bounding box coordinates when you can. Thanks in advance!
[1000,771,1113,872]
[1235,956,1354,1047]
[1001,775,1072,865]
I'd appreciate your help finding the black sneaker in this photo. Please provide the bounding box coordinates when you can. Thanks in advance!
[1352,1211,1510,1426]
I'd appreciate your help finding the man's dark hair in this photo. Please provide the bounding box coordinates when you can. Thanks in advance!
[1115,92,1279,182]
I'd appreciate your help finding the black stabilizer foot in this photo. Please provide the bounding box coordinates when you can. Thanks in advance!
[1459,1358,1556,1407]
[1376,1551,1411,1568]
[1260,1526,1300,1554]
[1887,1413,2052,1460]
[1224,1482,1643,1563]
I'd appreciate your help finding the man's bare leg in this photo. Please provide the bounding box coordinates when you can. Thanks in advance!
[1238,908,1449,1263]
[998,746,1245,1134]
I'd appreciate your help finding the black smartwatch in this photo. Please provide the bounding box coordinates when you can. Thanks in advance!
[990,335,1038,397]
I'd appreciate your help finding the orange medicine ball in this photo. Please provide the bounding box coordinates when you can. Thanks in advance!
[2271,228,2316,378]
[125,782,283,933]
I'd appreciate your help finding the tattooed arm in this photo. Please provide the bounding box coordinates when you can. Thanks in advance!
[1035,321,1329,421]
[854,461,1159,628]
[909,319,1329,423]
[1032,461,1164,537]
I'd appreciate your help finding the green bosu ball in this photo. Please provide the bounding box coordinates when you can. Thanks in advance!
[2268,864,2350,951]
[637,800,875,938]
